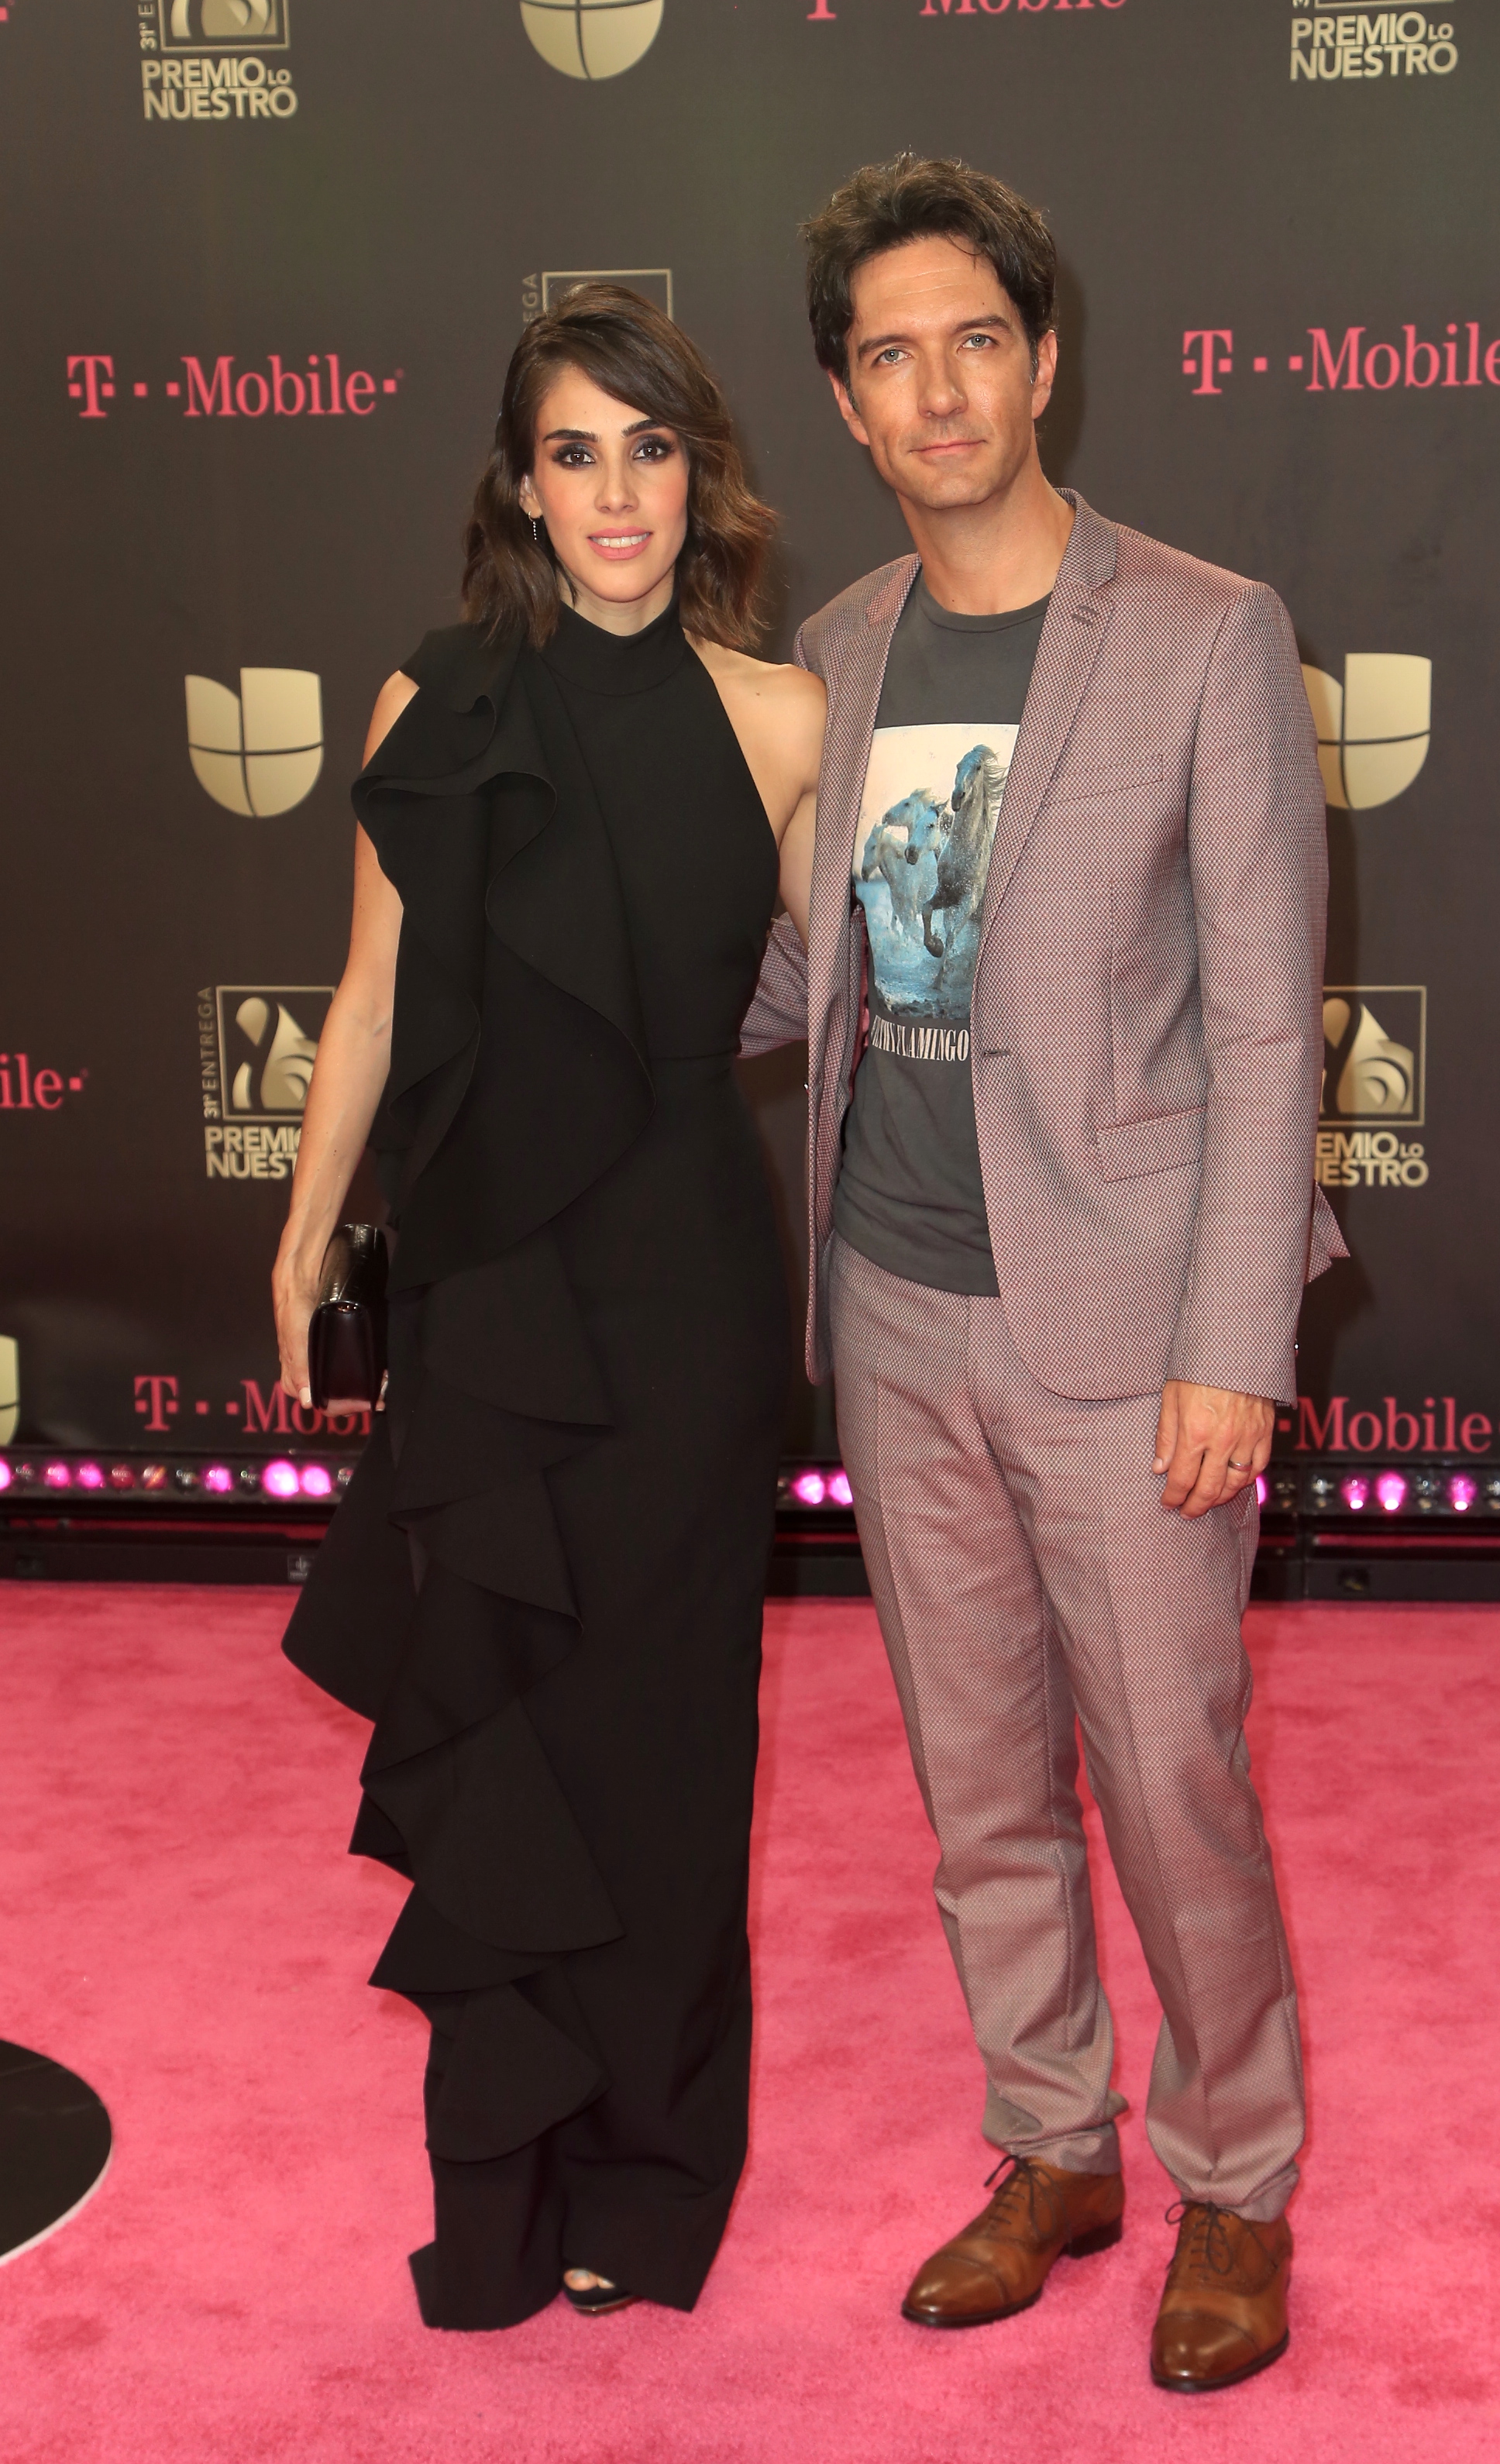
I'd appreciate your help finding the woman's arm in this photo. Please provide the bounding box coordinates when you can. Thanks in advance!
[767,666,821,949]
[776,778,817,952]
[692,644,823,952]
[270,673,415,1404]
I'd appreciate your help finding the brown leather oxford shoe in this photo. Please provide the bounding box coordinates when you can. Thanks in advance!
[901,2155,1124,2328]
[1151,2204,1292,2391]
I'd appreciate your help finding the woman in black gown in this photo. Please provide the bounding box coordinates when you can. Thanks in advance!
[272,286,822,2330]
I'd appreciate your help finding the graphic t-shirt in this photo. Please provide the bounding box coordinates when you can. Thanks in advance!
[832,579,1049,1295]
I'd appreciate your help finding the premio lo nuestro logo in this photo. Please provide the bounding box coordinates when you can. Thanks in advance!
[1317,986,1428,1191]
[222,989,322,1113]
[521,0,662,79]
[139,0,298,122]
[186,669,322,817]
[1290,2,1459,84]
[1301,656,1430,810]
[200,984,332,1180]
[522,269,674,324]
[1322,989,1423,1122]
[161,0,287,44]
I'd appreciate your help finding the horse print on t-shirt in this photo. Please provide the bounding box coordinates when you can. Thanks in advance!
[854,723,1018,1027]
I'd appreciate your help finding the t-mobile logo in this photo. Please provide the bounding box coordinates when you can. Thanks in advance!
[0,1054,88,1110]
[1183,323,1500,394]
[66,354,404,419]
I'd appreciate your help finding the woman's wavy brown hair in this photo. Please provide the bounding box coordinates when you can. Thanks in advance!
[463,284,775,651]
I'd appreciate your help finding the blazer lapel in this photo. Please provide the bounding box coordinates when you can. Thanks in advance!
[807,557,918,1060]
[976,493,1117,940]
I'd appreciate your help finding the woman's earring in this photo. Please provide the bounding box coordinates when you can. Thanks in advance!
[531,516,542,546]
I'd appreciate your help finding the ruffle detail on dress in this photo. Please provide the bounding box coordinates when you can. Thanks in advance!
[285,625,661,2170]
[373,1896,610,2163]
[344,1237,624,2158]
[351,628,653,1278]
[419,1978,606,2165]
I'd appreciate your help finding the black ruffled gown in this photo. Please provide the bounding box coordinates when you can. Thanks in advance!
[283,599,790,2328]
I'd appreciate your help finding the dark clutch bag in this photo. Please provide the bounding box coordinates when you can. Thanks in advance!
[308,1223,389,1410]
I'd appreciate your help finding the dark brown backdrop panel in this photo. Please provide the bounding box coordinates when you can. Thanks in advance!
[0,0,1492,1464]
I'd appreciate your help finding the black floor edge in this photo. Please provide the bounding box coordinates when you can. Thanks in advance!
[9,1523,1500,1599]
[0,2042,112,2266]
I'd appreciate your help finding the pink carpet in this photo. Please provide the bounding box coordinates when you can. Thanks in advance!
[0,1584,1495,2462]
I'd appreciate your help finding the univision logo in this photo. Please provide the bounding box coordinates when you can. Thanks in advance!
[185,669,322,816]
[521,0,662,79]
[1300,655,1430,810]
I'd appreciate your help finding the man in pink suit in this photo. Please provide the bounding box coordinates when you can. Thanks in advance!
[745,157,1346,2390]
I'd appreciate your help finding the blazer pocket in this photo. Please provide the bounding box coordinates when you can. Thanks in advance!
[1095,1106,1206,1182]
[1043,755,1166,806]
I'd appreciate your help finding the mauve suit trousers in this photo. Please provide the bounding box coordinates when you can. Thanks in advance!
[828,1234,1305,2221]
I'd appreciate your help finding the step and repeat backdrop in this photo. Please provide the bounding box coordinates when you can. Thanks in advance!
[0,0,1493,1467]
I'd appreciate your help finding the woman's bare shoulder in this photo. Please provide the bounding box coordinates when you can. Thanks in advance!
[364,669,420,764]
[692,642,824,822]
[693,640,825,715]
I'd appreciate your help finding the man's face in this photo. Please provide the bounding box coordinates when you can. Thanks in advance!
[831,234,1056,513]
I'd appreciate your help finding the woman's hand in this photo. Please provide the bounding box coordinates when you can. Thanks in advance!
[273,1237,325,1409]
[267,673,415,1413]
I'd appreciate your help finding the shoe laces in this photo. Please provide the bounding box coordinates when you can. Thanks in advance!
[980,2154,1062,2238]
[1165,2199,1239,2280]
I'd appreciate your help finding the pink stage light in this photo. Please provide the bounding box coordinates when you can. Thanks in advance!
[43,1461,71,1489]
[1340,1475,1370,1512]
[790,1470,827,1507]
[108,1464,136,1489]
[1375,1471,1408,1514]
[261,1460,301,1500]
[0,1461,11,1492]
[202,1464,233,1495]
[1255,1474,1268,1506]
[828,1469,854,1508]
[1449,1474,1478,1513]
[299,1463,333,1499]
[74,1462,105,1491]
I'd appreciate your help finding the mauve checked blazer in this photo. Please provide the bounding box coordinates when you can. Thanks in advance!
[741,491,1348,1403]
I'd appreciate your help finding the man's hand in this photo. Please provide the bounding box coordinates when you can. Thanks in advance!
[1153,1381,1275,1518]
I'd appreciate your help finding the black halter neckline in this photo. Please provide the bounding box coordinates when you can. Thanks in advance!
[540,594,686,697]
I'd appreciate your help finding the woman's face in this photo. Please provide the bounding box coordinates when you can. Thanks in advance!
[518,366,689,625]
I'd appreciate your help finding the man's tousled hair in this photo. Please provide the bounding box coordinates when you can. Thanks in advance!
[802,153,1058,385]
